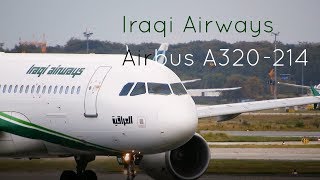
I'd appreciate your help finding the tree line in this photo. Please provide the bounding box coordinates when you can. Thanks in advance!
[4,38,320,100]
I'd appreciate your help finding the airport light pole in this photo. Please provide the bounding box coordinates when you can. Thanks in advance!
[298,42,304,95]
[272,32,280,99]
[83,29,93,54]
[0,43,4,51]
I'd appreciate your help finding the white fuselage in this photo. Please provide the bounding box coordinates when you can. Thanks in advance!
[0,53,198,157]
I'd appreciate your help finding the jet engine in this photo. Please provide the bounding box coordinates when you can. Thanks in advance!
[139,133,210,180]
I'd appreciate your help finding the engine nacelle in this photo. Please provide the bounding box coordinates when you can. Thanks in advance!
[139,133,210,180]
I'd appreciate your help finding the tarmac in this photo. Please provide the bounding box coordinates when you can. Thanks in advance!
[0,172,319,180]
[1,147,320,180]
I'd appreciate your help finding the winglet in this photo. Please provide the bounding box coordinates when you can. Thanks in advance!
[310,86,320,96]
[154,43,169,64]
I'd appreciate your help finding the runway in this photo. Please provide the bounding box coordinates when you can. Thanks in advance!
[0,172,319,180]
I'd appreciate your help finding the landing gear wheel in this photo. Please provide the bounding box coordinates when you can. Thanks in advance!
[126,174,135,180]
[119,153,143,180]
[127,164,136,180]
[83,170,97,180]
[60,155,97,180]
[60,170,77,180]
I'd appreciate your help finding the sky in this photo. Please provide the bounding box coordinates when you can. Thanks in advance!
[0,0,319,48]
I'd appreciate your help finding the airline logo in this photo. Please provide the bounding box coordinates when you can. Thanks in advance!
[112,116,133,126]
[26,64,85,78]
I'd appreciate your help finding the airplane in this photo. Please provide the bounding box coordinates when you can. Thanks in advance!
[0,51,319,180]
[278,81,320,92]
[278,81,320,109]
[186,86,241,97]
[181,78,242,97]
[155,44,242,97]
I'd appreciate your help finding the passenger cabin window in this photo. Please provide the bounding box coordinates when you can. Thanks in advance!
[71,86,75,94]
[119,82,134,96]
[171,83,187,95]
[130,82,146,96]
[147,83,171,95]
[31,85,35,93]
[8,85,12,93]
[14,85,18,93]
[54,86,58,94]
[36,85,41,94]
[65,86,69,94]
[25,85,29,93]
[48,86,52,94]
[59,86,64,94]
[77,86,81,94]
[19,85,24,93]
[3,85,7,93]
[42,86,46,94]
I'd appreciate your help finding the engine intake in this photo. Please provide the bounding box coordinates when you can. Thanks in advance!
[140,133,210,180]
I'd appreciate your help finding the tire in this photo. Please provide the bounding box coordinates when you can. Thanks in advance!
[126,176,135,180]
[83,170,97,180]
[60,170,77,180]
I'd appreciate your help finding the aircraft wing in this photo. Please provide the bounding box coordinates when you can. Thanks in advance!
[181,79,202,84]
[187,87,241,93]
[278,82,310,89]
[278,82,320,91]
[187,87,241,97]
[197,88,320,121]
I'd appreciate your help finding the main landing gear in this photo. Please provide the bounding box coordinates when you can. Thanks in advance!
[118,152,143,180]
[60,155,97,180]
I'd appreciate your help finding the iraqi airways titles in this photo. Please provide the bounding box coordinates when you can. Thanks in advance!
[123,16,273,38]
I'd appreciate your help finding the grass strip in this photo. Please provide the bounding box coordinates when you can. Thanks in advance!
[209,144,320,148]
[201,132,318,142]
[198,114,320,131]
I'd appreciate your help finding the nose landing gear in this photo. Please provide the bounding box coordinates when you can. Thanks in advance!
[118,152,143,180]
[60,155,97,180]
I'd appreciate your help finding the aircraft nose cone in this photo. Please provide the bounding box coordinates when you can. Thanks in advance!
[158,96,198,149]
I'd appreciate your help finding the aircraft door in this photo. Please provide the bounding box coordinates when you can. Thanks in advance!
[84,66,111,118]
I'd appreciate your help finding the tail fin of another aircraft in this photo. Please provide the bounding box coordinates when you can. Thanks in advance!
[310,86,320,96]
[154,43,169,64]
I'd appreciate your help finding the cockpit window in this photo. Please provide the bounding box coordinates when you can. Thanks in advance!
[170,83,187,95]
[130,82,146,96]
[119,82,134,96]
[147,83,171,95]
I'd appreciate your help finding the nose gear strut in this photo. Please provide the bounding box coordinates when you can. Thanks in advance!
[118,152,143,180]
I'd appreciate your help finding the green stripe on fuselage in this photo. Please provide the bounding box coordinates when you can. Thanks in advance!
[0,112,119,154]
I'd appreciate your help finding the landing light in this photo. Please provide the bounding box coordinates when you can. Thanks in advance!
[124,153,131,162]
